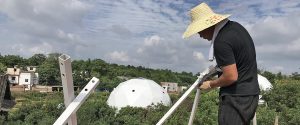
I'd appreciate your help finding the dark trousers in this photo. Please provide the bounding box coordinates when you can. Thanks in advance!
[218,95,259,125]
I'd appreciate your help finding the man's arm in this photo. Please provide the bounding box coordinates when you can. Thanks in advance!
[210,64,238,88]
[200,64,238,90]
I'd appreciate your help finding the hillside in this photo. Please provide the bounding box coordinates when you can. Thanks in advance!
[0,53,196,91]
[0,53,300,124]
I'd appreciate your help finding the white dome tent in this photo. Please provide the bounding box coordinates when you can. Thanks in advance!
[258,74,273,91]
[107,78,171,110]
[257,74,273,105]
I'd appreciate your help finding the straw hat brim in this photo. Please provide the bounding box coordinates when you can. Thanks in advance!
[183,14,230,39]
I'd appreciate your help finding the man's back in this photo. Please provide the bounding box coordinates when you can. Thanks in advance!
[214,21,260,96]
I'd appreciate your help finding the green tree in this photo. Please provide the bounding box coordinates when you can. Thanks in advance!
[28,54,47,66]
[37,54,61,85]
[276,72,283,80]
[0,62,7,74]
[1,55,25,68]
[263,81,300,112]
[261,71,276,84]
[256,106,277,125]
[47,53,62,60]
[291,72,300,80]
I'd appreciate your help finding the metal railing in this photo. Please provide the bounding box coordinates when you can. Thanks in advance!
[156,66,219,125]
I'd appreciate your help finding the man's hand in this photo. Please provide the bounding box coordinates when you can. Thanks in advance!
[199,81,212,90]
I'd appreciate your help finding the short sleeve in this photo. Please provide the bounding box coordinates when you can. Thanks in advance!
[214,40,236,67]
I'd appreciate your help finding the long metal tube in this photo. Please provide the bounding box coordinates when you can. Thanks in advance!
[156,74,204,125]
[156,66,218,125]
[53,77,100,125]
[188,88,201,125]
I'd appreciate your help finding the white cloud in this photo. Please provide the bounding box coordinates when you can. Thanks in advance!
[244,13,300,74]
[28,42,54,54]
[247,14,300,59]
[0,0,300,74]
[273,66,284,72]
[0,0,90,57]
[193,51,205,62]
[137,48,144,54]
[107,51,130,62]
[133,35,209,72]
[144,35,161,46]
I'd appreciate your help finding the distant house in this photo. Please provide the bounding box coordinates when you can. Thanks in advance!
[178,86,188,93]
[161,82,178,93]
[161,82,188,94]
[6,67,20,84]
[26,66,37,72]
[19,72,39,90]
[6,66,39,90]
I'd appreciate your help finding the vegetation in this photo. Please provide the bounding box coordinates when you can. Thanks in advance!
[0,53,196,90]
[1,79,300,125]
[0,53,299,124]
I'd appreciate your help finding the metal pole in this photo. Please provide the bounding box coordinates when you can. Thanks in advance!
[156,66,218,125]
[54,77,100,125]
[188,88,201,125]
[253,112,257,125]
[156,75,203,125]
[274,115,279,125]
[59,54,77,125]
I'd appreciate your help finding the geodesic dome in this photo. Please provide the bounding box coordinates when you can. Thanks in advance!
[107,78,171,109]
[258,74,273,91]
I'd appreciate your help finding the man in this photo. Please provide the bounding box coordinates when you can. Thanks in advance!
[183,3,260,125]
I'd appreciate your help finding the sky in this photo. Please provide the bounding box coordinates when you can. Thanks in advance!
[0,0,300,74]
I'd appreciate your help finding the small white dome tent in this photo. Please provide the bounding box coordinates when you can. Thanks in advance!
[258,74,273,91]
[107,78,171,110]
[257,74,273,105]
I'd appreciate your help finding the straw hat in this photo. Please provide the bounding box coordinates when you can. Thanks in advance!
[182,3,230,39]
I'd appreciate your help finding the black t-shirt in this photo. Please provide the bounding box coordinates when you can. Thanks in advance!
[214,21,260,96]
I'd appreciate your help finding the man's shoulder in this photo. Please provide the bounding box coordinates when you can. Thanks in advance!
[216,21,244,42]
[226,20,243,27]
[221,21,244,32]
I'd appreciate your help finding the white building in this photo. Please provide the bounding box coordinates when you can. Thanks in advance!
[19,72,39,90]
[107,78,171,110]
[178,86,188,93]
[27,66,37,72]
[6,66,39,89]
[161,82,178,93]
